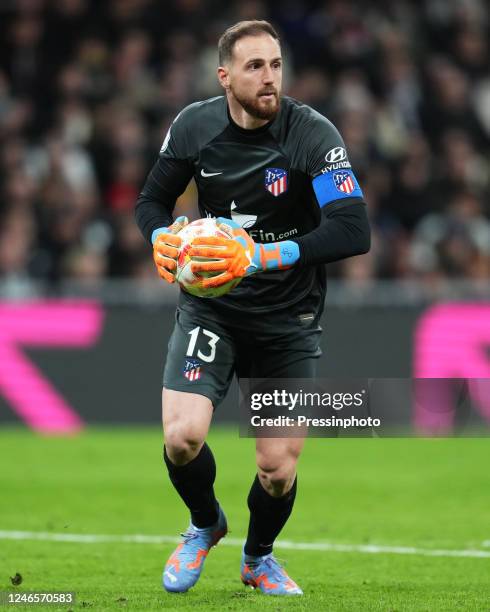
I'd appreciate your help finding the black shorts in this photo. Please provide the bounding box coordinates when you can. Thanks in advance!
[163,299,323,408]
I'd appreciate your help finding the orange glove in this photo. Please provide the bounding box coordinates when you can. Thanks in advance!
[189,221,255,288]
[189,218,299,289]
[152,216,188,283]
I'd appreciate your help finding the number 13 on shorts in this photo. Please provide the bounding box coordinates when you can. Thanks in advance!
[186,326,220,363]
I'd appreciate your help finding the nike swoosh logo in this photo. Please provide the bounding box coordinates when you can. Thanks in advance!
[201,169,223,177]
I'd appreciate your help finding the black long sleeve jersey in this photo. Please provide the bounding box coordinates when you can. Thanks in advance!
[136,95,370,314]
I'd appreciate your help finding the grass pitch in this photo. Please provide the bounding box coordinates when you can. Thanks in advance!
[0,427,489,611]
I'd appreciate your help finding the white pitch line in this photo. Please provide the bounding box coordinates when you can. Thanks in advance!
[0,530,489,559]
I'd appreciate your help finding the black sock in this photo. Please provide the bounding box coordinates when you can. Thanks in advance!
[163,443,219,528]
[244,474,297,557]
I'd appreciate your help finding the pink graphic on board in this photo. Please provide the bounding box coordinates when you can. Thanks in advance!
[414,304,490,433]
[0,301,104,434]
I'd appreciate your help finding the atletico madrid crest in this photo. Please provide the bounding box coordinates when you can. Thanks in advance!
[333,170,355,195]
[183,358,201,381]
[265,168,288,197]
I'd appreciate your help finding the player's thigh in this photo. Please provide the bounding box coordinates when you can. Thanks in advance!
[163,307,236,410]
[162,388,213,448]
[251,350,310,474]
[246,314,317,470]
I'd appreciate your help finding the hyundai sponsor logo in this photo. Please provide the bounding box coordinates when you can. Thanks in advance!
[325,147,347,163]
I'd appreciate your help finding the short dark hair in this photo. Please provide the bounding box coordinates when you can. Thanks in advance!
[218,20,280,65]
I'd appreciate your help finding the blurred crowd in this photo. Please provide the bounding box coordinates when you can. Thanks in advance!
[0,0,489,290]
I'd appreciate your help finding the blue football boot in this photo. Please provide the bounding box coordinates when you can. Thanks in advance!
[163,506,227,593]
[241,550,303,595]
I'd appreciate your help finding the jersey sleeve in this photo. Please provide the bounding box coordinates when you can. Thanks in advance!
[302,115,364,209]
[135,109,195,244]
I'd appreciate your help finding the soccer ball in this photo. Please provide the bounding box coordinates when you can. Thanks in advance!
[175,218,242,298]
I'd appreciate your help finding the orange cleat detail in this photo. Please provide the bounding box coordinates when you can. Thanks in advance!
[165,543,183,573]
[186,548,209,570]
[240,553,303,595]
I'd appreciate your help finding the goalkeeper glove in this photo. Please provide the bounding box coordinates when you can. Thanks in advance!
[152,216,188,284]
[189,217,299,289]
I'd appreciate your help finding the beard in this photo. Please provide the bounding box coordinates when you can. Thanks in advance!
[230,84,281,121]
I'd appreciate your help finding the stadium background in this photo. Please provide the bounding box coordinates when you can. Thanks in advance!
[0,0,489,289]
[0,1,489,609]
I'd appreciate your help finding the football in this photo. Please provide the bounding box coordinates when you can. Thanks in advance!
[175,218,242,298]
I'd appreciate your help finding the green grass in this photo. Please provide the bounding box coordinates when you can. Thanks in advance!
[0,427,489,611]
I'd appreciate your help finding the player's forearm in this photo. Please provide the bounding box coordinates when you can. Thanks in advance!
[135,193,174,244]
[292,202,371,267]
[135,156,192,244]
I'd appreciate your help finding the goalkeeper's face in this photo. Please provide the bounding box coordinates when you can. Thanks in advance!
[221,34,282,121]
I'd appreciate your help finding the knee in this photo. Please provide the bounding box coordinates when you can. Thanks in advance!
[164,424,204,465]
[256,458,298,497]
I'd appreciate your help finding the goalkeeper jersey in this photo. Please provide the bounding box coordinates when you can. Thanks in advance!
[136,95,366,314]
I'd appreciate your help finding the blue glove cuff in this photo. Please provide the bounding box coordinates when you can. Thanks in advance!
[277,240,300,267]
[255,240,300,271]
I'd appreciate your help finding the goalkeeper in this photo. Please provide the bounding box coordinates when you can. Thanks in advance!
[135,19,370,596]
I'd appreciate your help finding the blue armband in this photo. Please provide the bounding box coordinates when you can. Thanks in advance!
[312,169,363,208]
